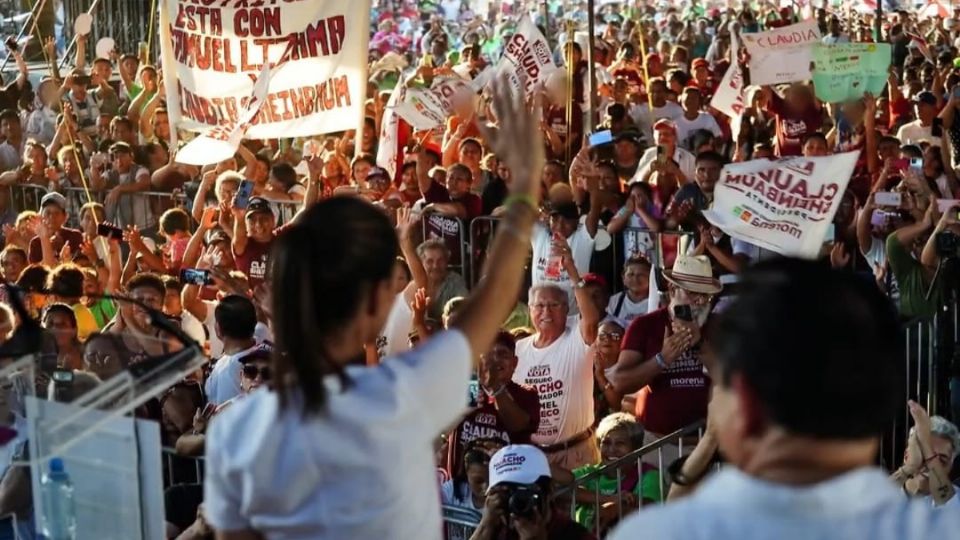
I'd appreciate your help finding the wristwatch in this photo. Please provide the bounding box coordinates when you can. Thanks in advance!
[575,279,586,289]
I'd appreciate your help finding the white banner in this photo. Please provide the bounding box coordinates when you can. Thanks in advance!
[392,76,477,131]
[710,33,745,119]
[160,0,369,143]
[376,82,404,180]
[495,17,557,99]
[703,152,859,259]
[741,20,821,86]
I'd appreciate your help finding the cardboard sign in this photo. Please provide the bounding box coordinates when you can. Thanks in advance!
[159,0,368,144]
[741,20,821,86]
[703,152,859,258]
[811,43,891,103]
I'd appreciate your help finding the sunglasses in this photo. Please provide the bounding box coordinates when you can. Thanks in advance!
[242,364,271,381]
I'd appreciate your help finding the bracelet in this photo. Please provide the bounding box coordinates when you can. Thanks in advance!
[504,193,538,213]
[655,352,668,369]
[616,206,630,219]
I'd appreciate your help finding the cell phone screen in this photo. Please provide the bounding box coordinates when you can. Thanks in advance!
[96,223,123,240]
[180,268,212,286]
[233,180,254,209]
[588,130,613,147]
[673,304,692,322]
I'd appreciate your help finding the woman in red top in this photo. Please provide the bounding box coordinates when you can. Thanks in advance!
[762,83,823,157]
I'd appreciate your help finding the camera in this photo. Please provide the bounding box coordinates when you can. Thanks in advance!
[936,231,960,258]
[501,485,545,519]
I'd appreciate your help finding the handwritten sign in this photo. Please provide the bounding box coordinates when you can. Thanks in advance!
[703,152,858,258]
[159,0,368,141]
[741,20,821,86]
[811,43,891,103]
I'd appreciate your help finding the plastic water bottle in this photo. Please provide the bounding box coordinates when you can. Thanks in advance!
[40,458,76,540]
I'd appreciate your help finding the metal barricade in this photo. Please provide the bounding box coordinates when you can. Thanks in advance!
[269,199,301,227]
[8,183,48,215]
[554,420,705,538]
[468,216,501,287]
[442,505,482,540]
[422,214,468,279]
[161,446,205,489]
[62,186,106,228]
[110,191,190,232]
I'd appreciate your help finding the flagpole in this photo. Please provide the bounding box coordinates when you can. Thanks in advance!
[355,0,374,159]
[586,0,596,133]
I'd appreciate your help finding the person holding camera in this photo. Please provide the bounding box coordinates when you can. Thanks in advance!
[607,255,720,461]
[470,445,594,540]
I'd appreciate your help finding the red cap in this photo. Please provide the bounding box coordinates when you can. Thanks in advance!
[653,119,677,133]
[691,58,709,70]
[646,52,662,64]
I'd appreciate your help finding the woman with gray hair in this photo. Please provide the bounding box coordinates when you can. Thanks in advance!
[892,400,959,508]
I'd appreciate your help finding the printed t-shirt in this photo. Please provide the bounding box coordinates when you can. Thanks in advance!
[513,325,594,446]
[445,381,540,477]
[621,308,709,435]
[233,236,273,287]
[765,91,822,157]
[530,223,595,310]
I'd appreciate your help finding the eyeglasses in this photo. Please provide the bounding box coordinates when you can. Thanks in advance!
[242,364,271,381]
[530,302,564,311]
[597,331,623,342]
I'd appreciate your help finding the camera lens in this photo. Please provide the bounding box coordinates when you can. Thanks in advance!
[507,488,540,519]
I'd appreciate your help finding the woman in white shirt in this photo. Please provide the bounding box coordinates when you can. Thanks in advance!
[606,257,652,323]
[204,81,545,540]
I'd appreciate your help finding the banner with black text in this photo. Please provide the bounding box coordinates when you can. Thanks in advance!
[160,0,368,144]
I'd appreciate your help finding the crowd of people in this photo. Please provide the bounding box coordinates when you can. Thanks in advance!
[0,0,955,538]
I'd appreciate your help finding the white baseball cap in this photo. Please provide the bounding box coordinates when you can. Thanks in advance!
[487,444,551,493]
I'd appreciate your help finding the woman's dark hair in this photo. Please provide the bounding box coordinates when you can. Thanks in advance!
[43,302,77,328]
[160,208,191,235]
[272,196,398,416]
[47,263,85,299]
[270,162,298,189]
[710,258,901,439]
[126,273,166,298]
[17,264,49,293]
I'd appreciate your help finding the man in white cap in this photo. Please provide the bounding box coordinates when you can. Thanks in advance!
[607,255,721,450]
[471,444,593,540]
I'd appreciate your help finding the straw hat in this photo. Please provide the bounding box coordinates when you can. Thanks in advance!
[662,255,722,295]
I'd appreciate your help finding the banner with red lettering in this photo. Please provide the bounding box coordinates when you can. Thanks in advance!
[159,0,368,145]
[702,152,858,258]
[495,17,557,99]
[741,20,821,86]
[710,32,745,135]
[392,76,478,131]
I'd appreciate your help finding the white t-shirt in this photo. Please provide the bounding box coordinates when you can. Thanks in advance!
[896,120,942,147]
[632,146,697,184]
[606,292,649,323]
[378,291,413,359]
[531,223,596,307]
[674,112,723,149]
[609,467,960,540]
[635,102,684,142]
[513,325,594,445]
[205,330,472,539]
[205,343,260,406]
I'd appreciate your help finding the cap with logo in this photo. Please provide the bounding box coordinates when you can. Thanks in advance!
[245,197,274,218]
[487,444,552,493]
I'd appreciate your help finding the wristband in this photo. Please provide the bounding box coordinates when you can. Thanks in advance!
[504,193,538,213]
[655,352,668,369]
